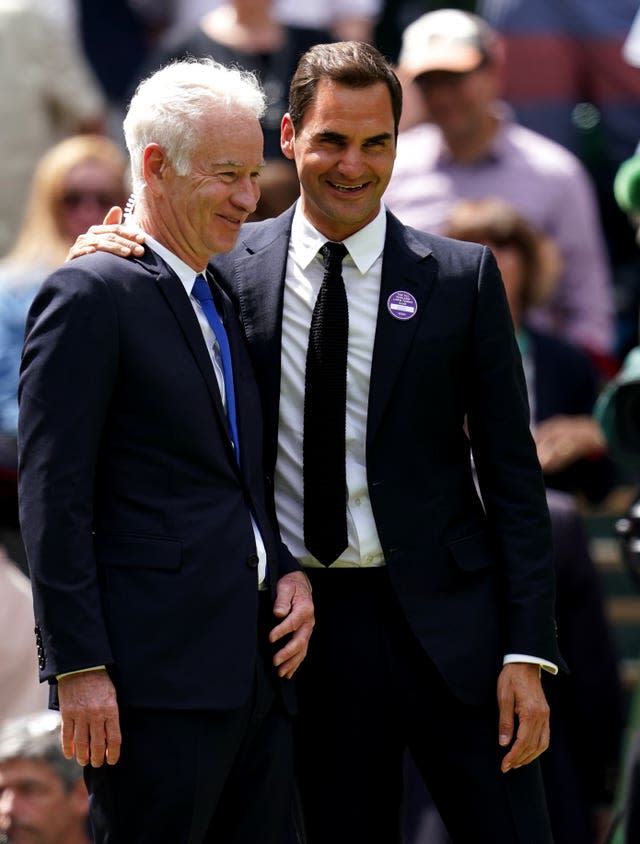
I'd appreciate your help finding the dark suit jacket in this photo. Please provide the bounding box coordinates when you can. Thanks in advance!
[213,206,564,705]
[18,248,300,710]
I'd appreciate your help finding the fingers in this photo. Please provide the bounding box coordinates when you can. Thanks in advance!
[103,206,123,226]
[272,620,314,679]
[57,670,121,767]
[501,712,549,773]
[61,713,121,767]
[105,713,122,765]
[269,594,314,646]
[497,664,550,773]
[65,225,146,263]
[498,692,514,750]
[270,571,315,679]
[60,711,75,760]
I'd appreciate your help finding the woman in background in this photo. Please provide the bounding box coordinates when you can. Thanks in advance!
[0,134,129,569]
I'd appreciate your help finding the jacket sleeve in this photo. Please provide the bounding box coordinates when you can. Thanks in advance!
[467,247,562,667]
[18,262,118,680]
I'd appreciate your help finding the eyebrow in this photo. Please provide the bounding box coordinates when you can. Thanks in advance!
[212,159,266,169]
[317,130,393,144]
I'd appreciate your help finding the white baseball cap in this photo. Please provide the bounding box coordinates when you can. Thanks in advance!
[399,9,498,80]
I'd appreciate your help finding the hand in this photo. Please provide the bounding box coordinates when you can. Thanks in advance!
[497,663,550,773]
[57,668,121,767]
[533,415,606,474]
[269,571,315,679]
[65,206,146,262]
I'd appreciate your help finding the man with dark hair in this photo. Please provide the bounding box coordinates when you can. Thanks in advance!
[70,40,563,844]
[0,712,91,844]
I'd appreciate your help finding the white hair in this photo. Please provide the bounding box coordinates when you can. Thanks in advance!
[123,58,267,194]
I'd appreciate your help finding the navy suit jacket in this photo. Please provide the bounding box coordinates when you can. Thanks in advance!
[213,206,564,704]
[18,248,300,710]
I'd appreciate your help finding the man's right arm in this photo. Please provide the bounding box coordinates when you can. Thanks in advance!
[19,262,120,765]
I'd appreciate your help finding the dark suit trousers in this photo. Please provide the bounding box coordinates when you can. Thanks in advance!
[293,568,553,844]
[84,596,294,844]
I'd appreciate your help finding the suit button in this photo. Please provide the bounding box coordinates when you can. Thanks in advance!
[246,553,259,569]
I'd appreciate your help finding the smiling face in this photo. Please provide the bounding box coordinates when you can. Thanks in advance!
[140,108,264,269]
[281,79,396,241]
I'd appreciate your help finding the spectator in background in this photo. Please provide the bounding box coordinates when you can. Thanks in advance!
[475,0,640,166]
[0,0,106,257]
[444,200,623,839]
[0,134,129,573]
[384,9,616,370]
[76,0,173,141]
[136,0,329,162]
[168,0,382,42]
[402,197,623,844]
[0,549,48,722]
[476,0,640,361]
[273,0,382,41]
[0,712,91,844]
[444,197,614,504]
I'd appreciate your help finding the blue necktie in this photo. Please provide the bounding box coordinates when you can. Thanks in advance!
[192,274,241,464]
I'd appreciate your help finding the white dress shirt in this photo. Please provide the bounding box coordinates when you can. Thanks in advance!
[275,204,386,569]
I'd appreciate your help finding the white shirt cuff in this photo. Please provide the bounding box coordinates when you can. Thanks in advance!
[503,653,558,675]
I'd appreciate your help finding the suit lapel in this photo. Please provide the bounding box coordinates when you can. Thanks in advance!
[231,211,293,470]
[367,212,436,444]
[146,254,239,470]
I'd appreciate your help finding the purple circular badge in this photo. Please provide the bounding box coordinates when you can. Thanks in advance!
[387,290,417,321]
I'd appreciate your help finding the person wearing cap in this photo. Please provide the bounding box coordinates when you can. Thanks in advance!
[385,8,616,371]
[0,712,91,844]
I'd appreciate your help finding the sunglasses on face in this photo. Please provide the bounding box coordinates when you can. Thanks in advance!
[60,190,119,210]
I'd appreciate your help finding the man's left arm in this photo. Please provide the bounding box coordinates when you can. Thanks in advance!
[468,247,563,769]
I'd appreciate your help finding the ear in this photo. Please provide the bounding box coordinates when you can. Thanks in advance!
[142,143,169,194]
[280,114,296,161]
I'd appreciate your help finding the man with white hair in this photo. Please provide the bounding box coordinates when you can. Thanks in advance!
[17,58,313,842]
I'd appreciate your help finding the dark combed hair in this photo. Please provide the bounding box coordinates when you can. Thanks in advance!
[288,41,403,135]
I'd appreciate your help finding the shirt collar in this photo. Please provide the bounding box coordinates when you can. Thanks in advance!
[143,231,202,297]
[290,201,387,274]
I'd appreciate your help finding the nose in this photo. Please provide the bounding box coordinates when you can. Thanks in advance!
[231,176,260,214]
[336,144,364,177]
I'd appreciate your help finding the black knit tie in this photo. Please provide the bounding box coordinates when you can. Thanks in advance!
[303,241,349,566]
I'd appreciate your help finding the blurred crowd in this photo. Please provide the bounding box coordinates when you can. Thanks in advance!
[1,2,640,843]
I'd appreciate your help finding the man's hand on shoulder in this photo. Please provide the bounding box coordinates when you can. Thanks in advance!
[65,206,146,262]
[497,662,550,773]
[57,668,121,767]
[270,571,315,680]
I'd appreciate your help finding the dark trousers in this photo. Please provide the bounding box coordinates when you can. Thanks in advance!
[85,602,294,843]
[294,568,553,844]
